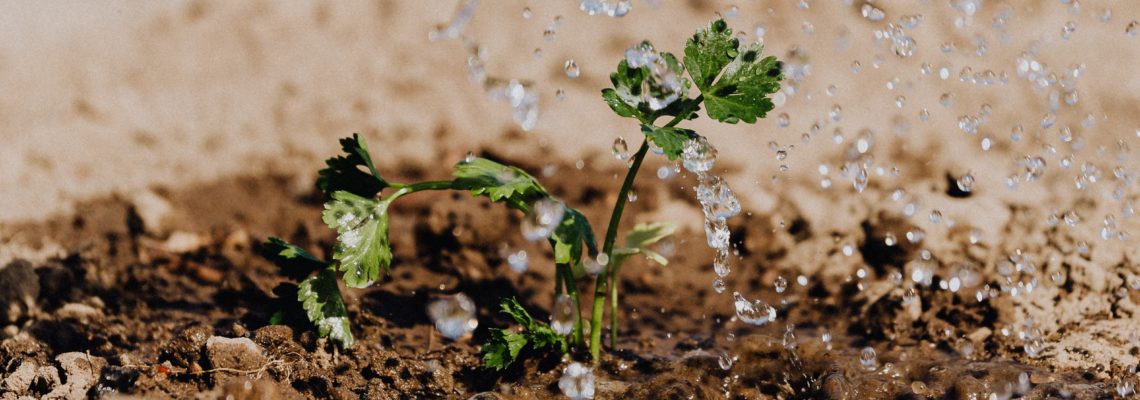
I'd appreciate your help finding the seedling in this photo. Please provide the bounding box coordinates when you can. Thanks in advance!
[261,19,782,365]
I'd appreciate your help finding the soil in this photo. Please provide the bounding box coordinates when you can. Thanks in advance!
[3,1,1140,399]
[0,147,1131,399]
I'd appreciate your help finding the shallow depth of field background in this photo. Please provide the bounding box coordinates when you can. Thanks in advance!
[2,0,1139,252]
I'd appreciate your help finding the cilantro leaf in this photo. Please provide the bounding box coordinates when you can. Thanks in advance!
[550,208,598,265]
[641,125,698,161]
[317,134,388,198]
[602,53,698,123]
[452,158,548,211]
[262,237,330,281]
[482,297,569,370]
[298,267,355,349]
[321,191,392,287]
[482,328,528,371]
[684,19,782,124]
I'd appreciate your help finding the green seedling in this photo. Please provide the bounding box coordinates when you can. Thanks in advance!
[261,19,782,364]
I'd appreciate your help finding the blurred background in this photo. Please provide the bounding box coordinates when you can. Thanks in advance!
[1,0,1138,250]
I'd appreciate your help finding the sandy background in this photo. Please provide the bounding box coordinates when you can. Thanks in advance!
[2,0,1139,245]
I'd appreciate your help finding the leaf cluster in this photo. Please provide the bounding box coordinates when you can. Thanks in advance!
[482,298,568,370]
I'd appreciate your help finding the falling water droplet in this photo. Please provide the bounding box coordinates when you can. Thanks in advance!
[859,347,878,370]
[521,198,566,241]
[774,276,788,293]
[612,137,630,160]
[564,59,580,78]
[956,173,975,192]
[733,292,776,326]
[427,293,478,340]
[559,362,596,400]
[551,294,576,335]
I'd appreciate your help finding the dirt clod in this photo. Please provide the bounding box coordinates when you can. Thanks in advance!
[205,336,267,371]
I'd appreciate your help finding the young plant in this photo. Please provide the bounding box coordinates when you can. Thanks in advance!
[260,18,782,364]
[482,297,568,370]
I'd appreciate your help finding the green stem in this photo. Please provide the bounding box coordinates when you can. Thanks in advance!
[589,139,651,360]
[587,96,704,361]
[609,264,621,348]
[557,263,585,347]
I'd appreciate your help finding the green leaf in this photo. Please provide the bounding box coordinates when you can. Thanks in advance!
[321,191,392,287]
[684,19,783,124]
[641,125,698,161]
[482,328,528,371]
[482,298,569,370]
[624,221,677,250]
[499,297,536,330]
[298,267,355,349]
[452,158,548,211]
[603,52,698,124]
[262,237,330,281]
[683,19,738,89]
[550,208,598,265]
[317,134,388,197]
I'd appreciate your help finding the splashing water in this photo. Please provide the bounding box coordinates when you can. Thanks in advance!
[551,294,576,335]
[559,362,596,400]
[577,0,632,18]
[520,198,566,241]
[427,293,478,340]
[428,0,479,41]
[733,292,776,326]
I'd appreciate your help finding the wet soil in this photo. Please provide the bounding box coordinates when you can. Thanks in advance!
[0,152,1129,399]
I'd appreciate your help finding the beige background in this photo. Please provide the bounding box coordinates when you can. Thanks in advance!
[0,0,1138,242]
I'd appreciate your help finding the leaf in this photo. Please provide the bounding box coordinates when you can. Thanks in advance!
[641,125,698,161]
[550,208,598,265]
[482,328,528,371]
[499,297,536,330]
[298,267,355,349]
[452,158,548,211]
[321,191,392,287]
[683,19,739,89]
[684,19,783,124]
[261,237,330,281]
[603,53,698,124]
[317,134,388,197]
[612,222,677,267]
[482,298,569,370]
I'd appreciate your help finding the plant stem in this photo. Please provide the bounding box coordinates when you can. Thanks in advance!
[588,139,651,360]
[557,263,585,347]
[609,264,621,348]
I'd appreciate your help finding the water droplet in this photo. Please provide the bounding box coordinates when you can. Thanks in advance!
[859,347,878,370]
[555,88,566,101]
[427,293,478,340]
[564,59,580,78]
[733,292,776,326]
[696,176,741,220]
[777,113,790,128]
[624,40,657,68]
[956,173,975,192]
[829,105,842,122]
[1127,20,1138,36]
[522,7,532,19]
[507,250,528,272]
[681,137,718,174]
[861,4,885,21]
[774,276,788,293]
[1061,21,1076,40]
[851,60,862,74]
[612,137,629,160]
[559,362,596,400]
[717,351,734,370]
[713,249,731,278]
[521,198,566,241]
[1024,337,1044,357]
[712,278,727,293]
[783,326,797,350]
[551,294,576,335]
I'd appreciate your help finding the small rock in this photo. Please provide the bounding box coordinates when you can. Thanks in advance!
[0,260,39,324]
[130,190,173,234]
[55,303,103,323]
[43,352,105,399]
[162,231,205,253]
[3,360,38,395]
[205,336,267,371]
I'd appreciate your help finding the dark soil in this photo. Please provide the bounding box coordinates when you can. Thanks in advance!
[0,152,1123,399]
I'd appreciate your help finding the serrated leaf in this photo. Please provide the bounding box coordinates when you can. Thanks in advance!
[684,19,738,89]
[298,267,354,349]
[684,19,782,124]
[603,52,699,124]
[317,134,388,197]
[702,42,781,124]
[550,208,598,265]
[499,297,536,330]
[612,222,677,267]
[262,237,330,281]
[321,191,391,287]
[602,88,641,119]
[641,125,698,161]
[482,328,528,371]
[452,158,548,211]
